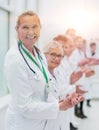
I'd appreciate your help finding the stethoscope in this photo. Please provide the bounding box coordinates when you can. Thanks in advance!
[18,43,40,80]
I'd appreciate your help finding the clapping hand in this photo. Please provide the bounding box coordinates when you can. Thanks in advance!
[59,92,85,111]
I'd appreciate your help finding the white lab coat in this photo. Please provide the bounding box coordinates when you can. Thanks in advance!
[45,56,76,130]
[70,48,91,99]
[57,56,77,127]
[70,49,86,87]
[85,48,99,99]
[45,70,72,130]
[4,41,59,130]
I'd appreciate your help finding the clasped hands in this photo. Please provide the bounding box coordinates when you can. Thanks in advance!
[59,92,84,111]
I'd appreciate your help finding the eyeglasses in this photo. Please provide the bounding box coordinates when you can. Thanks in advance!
[47,53,63,59]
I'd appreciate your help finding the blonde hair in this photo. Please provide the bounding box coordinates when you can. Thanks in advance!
[16,10,41,27]
[66,28,76,34]
[53,34,68,43]
[74,36,85,42]
[43,40,64,55]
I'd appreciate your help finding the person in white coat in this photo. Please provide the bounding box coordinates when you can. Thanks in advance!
[4,11,80,130]
[43,40,85,130]
[71,36,95,118]
[53,35,86,130]
[86,42,99,106]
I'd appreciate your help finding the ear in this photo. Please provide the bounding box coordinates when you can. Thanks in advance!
[15,26,18,31]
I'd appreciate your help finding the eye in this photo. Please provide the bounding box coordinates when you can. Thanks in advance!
[57,55,63,58]
[22,26,29,29]
[32,25,38,29]
[50,53,56,57]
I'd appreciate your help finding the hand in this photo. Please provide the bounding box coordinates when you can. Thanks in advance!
[88,58,99,65]
[59,94,74,111]
[70,71,83,84]
[85,68,95,77]
[95,59,99,65]
[78,58,89,67]
[70,93,85,105]
[59,92,85,111]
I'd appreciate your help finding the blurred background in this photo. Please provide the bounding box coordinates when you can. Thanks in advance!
[0,0,99,130]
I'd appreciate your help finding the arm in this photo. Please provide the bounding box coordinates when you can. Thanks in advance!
[70,70,83,84]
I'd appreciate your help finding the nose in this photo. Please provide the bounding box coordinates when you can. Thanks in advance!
[55,56,61,62]
[28,29,34,36]
[55,56,60,60]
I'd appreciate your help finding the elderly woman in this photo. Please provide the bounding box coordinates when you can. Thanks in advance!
[43,40,84,130]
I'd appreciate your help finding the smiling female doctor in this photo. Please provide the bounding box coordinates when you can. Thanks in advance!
[4,11,76,130]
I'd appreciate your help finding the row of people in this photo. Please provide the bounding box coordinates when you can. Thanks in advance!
[46,29,99,129]
[65,29,99,120]
[63,29,99,129]
[4,10,99,130]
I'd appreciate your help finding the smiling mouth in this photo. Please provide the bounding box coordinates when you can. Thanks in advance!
[26,34,37,40]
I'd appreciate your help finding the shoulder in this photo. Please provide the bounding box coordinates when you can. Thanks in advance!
[5,41,20,58]
[4,42,25,70]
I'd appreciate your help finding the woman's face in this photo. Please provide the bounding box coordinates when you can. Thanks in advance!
[75,38,86,52]
[46,47,63,71]
[64,43,74,56]
[16,15,41,49]
[61,41,74,56]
